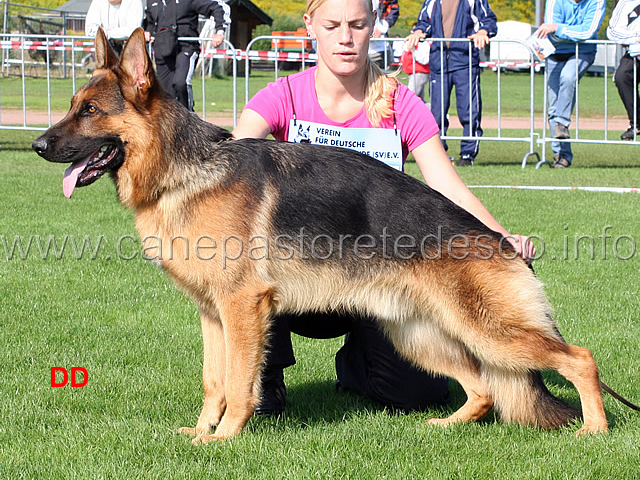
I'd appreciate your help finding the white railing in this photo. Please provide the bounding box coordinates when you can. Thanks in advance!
[2,34,637,168]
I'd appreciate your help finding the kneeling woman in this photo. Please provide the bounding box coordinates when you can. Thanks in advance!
[233,0,535,415]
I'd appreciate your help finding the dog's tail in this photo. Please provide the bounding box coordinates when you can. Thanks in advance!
[485,369,581,429]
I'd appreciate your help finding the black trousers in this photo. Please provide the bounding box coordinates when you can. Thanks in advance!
[614,53,640,127]
[109,39,124,55]
[265,312,450,411]
[154,42,199,111]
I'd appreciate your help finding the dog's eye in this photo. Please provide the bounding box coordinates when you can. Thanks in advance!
[82,103,100,115]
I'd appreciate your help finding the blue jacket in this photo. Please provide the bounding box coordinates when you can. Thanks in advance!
[415,0,497,73]
[545,0,605,55]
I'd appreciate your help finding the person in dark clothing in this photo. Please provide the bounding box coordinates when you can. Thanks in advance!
[369,0,400,70]
[405,0,497,167]
[607,0,640,141]
[256,311,451,415]
[144,0,230,110]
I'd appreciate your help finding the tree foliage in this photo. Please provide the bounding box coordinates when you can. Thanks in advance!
[253,0,616,38]
[10,0,68,9]
[252,0,538,37]
[14,0,616,40]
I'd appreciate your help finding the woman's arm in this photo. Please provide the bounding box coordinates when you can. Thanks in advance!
[232,109,272,139]
[412,136,536,260]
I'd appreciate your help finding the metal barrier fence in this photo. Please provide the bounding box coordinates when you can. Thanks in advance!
[538,39,638,168]
[428,37,540,168]
[1,34,638,168]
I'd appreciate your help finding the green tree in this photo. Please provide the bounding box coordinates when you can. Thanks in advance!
[9,0,67,8]
[253,0,617,36]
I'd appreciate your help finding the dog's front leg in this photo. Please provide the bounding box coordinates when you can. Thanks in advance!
[193,287,272,443]
[179,309,227,440]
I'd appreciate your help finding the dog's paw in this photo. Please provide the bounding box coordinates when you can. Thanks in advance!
[181,429,222,444]
[575,423,608,436]
[178,426,199,437]
[192,433,218,445]
[180,427,237,444]
[426,417,458,427]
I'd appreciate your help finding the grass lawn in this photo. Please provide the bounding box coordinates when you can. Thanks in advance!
[1,122,640,479]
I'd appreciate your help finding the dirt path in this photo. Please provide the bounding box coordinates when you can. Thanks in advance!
[0,109,237,128]
[0,108,630,131]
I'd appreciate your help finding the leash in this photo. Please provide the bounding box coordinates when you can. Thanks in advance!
[286,75,297,126]
[600,381,640,411]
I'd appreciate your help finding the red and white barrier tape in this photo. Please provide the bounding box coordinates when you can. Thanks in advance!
[201,48,317,62]
[0,40,94,52]
[2,41,546,66]
[479,61,544,69]
[0,40,316,62]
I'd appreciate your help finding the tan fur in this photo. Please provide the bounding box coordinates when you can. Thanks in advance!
[36,28,610,443]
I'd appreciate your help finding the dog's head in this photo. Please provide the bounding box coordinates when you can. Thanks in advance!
[32,27,158,199]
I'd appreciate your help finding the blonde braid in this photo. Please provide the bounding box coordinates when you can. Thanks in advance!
[364,58,398,126]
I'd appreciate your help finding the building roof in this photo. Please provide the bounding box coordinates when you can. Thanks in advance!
[227,0,272,25]
[56,0,93,14]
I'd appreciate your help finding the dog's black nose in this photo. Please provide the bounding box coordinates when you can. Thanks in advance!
[32,136,49,156]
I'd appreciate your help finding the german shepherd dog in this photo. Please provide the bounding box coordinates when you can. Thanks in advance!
[33,28,609,442]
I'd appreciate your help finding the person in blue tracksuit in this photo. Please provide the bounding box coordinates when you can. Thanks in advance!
[406,0,497,166]
[535,0,605,168]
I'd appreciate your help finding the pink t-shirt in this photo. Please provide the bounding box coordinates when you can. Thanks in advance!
[244,66,440,162]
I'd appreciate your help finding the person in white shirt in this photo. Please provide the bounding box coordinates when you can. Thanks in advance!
[85,0,144,54]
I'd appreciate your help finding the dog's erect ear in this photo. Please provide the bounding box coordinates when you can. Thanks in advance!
[119,28,154,95]
[94,27,119,71]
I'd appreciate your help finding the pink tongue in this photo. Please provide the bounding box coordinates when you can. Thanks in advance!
[63,158,90,198]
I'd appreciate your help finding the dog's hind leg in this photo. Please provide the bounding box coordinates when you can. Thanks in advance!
[388,323,494,427]
[460,324,602,433]
[424,259,601,433]
[549,344,608,435]
[427,364,494,427]
[179,308,227,440]
[194,286,273,443]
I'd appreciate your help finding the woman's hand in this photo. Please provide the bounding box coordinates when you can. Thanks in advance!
[505,234,537,263]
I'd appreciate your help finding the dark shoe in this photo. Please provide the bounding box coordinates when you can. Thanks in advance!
[621,127,640,140]
[255,369,286,416]
[553,123,570,139]
[455,155,474,167]
[552,155,571,168]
